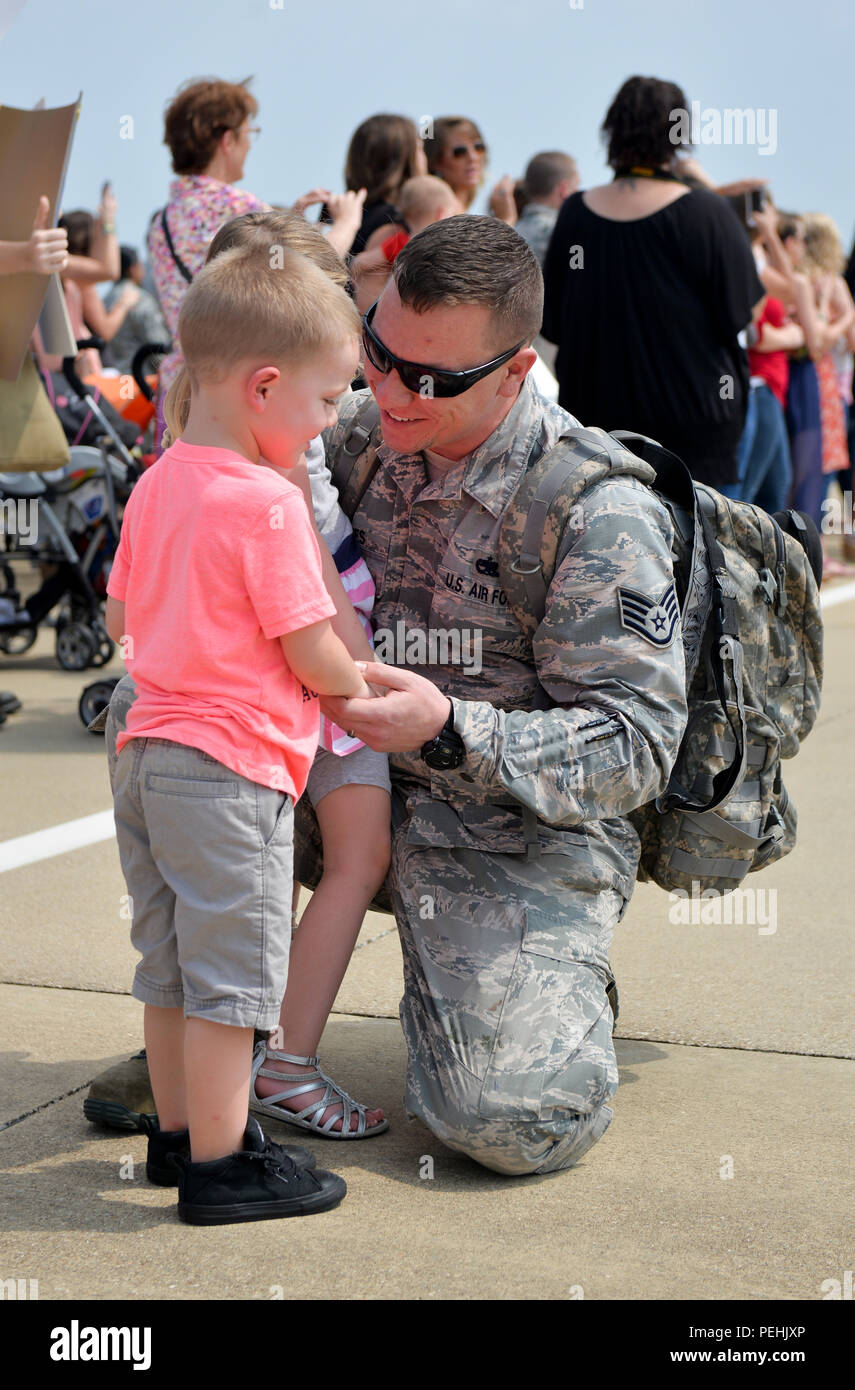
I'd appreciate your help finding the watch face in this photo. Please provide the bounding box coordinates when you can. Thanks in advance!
[423,736,464,770]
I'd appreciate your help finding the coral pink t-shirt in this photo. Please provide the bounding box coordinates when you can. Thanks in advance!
[107,440,336,798]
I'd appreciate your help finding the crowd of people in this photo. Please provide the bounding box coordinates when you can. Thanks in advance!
[33,75,855,572]
[2,72,849,1222]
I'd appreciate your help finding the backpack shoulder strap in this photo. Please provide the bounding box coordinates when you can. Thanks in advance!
[329,393,382,517]
[499,425,656,639]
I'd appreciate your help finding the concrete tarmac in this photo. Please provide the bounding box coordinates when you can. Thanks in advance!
[0,595,853,1301]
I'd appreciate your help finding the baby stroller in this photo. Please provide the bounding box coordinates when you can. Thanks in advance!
[77,340,169,729]
[0,338,166,673]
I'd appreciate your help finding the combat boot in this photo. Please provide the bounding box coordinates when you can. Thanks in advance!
[83,1032,277,1131]
[606,977,620,1029]
[84,1049,154,1131]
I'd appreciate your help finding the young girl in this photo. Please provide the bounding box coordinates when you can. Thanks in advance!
[778,211,855,570]
[112,210,392,1138]
[802,213,855,573]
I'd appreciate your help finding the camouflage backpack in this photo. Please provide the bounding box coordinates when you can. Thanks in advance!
[332,396,824,895]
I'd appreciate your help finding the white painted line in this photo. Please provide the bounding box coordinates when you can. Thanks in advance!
[821,580,855,610]
[0,810,114,874]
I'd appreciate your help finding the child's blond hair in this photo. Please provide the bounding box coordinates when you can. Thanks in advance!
[209,208,350,286]
[164,211,353,444]
[802,212,845,277]
[398,175,458,224]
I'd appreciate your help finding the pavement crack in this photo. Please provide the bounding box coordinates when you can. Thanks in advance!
[612,1032,852,1061]
[0,979,132,996]
[352,927,397,951]
[0,1079,93,1133]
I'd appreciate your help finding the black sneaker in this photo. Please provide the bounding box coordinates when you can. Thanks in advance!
[0,692,21,716]
[143,1114,318,1185]
[172,1117,345,1225]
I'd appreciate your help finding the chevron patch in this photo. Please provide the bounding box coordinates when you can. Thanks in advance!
[617,582,680,647]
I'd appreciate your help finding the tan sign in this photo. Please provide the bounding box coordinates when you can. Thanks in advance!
[0,97,80,380]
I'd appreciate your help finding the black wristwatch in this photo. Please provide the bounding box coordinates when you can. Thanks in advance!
[420,705,465,770]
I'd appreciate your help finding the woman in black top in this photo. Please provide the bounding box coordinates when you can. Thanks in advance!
[343,113,427,255]
[542,76,764,488]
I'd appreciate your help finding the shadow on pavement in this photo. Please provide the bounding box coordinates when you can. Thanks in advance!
[0,1023,673,1215]
[614,1037,670,1086]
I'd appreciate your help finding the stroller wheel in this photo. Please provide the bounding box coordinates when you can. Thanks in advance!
[79,678,119,730]
[56,621,97,671]
[0,626,37,656]
[89,629,116,668]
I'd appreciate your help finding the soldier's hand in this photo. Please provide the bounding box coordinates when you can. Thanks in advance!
[321,662,451,752]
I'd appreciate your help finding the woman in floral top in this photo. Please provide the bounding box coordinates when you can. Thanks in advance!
[147,78,268,443]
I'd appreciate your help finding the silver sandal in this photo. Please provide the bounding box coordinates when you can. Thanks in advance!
[249,1041,389,1139]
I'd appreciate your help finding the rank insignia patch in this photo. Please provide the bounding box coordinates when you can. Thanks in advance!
[617,582,680,647]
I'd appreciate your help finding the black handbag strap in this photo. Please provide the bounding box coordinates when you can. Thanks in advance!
[160,207,193,284]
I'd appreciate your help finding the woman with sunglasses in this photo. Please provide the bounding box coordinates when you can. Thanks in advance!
[424,116,518,226]
[148,77,269,448]
[424,117,488,212]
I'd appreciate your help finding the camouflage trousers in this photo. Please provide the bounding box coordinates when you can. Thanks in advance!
[296,786,630,1177]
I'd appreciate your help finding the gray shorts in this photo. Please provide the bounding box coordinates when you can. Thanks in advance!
[99,675,390,813]
[304,742,391,808]
[112,737,294,1029]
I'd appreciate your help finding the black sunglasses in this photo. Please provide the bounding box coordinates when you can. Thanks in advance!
[451,141,486,157]
[361,301,524,398]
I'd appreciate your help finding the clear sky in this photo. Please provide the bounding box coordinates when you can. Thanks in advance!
[1,0,853,260]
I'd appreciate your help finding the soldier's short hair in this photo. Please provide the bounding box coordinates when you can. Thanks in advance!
[392,215,544,350]
[524,151,578,200]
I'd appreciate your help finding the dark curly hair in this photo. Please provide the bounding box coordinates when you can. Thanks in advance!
[164,77,258,176]
[601,75,689,171]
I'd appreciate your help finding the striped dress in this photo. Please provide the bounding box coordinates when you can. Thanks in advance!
[304,434,375,755]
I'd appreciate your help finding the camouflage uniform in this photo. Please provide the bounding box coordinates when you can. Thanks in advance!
[295,375,688,1176]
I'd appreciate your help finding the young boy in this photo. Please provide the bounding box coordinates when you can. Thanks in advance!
[351,175,460,312]
[105,243,370,1224]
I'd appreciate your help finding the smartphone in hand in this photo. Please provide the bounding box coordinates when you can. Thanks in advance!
[745,188,766,228]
